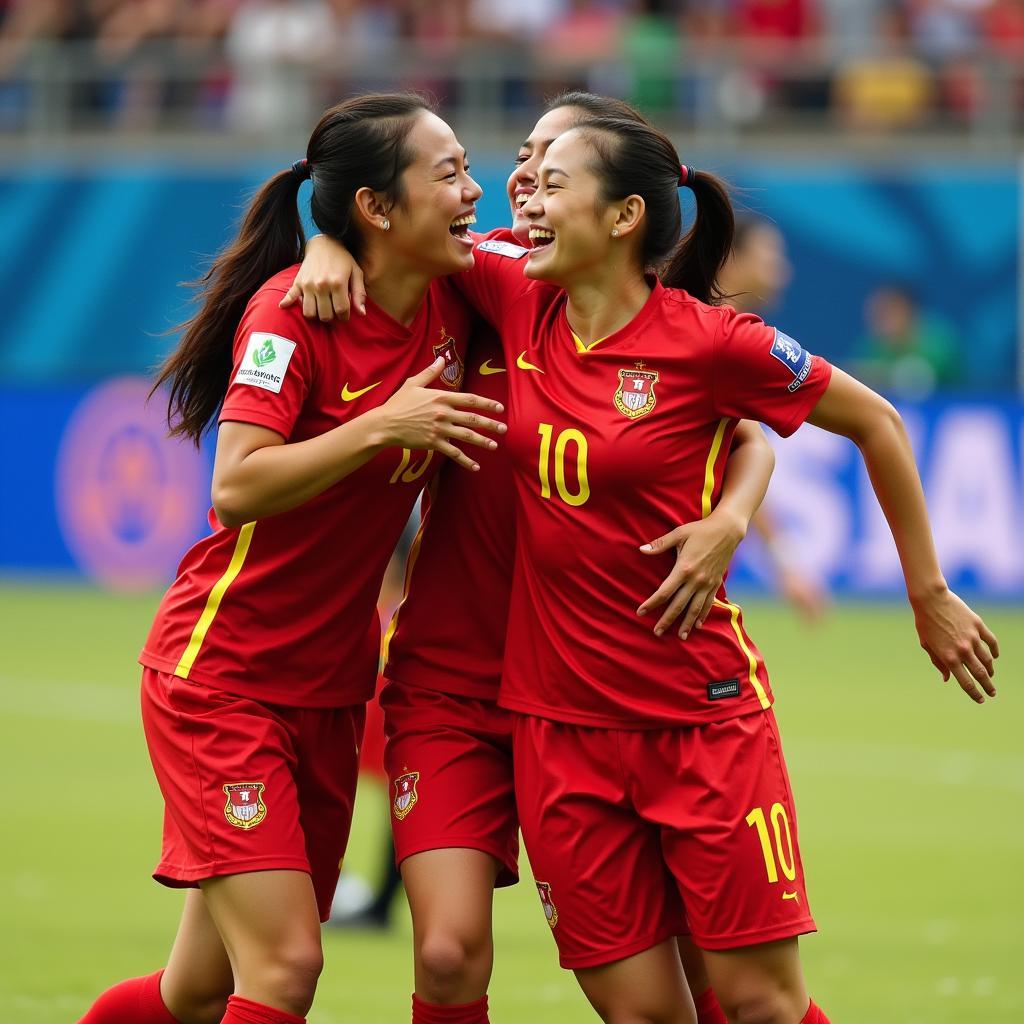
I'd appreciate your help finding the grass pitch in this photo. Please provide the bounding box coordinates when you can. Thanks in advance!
[0,584,1020,1023]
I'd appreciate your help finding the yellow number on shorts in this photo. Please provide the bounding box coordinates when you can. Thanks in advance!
[537,423,590,507]
[745,803,796,883]
[389,448,434,485]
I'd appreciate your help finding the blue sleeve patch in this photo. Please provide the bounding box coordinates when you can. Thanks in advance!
[476,240,529,259]
[770,329,813,393]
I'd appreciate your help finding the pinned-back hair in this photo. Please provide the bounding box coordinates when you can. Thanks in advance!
[570,115,734,305]
[153,93,433,444]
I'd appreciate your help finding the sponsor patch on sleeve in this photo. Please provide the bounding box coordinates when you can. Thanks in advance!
[476,239,529,259]
[233,332,297,394]
[770,329,813,393]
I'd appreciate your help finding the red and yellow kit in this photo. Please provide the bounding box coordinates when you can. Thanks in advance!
[456,242,832,959]
[458,246,832,728]
[142,667,364,921]
[141,266,474,709]
[381,229,519,878]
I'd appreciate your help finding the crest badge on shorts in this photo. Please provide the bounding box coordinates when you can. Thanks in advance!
[433,327,465,389]
[614,363,659,420]
[222,782,266,830]
[535,881,559,928]
[392,771,420,820]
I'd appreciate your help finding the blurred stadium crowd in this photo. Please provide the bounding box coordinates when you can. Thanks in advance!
[1,0,1023,136]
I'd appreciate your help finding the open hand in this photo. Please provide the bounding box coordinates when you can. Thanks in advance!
[911,587,999,703]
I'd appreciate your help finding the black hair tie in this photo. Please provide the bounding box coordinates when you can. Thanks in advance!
[678,164,697,188]
[291,158,311,181]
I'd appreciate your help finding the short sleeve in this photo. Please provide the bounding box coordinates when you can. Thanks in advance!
[455,230,532,328]
[218,285,317,440]
[711,310,832,437]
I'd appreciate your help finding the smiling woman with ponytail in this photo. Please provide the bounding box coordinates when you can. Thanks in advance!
[435,115,999,1024]
[78,94,506,1024]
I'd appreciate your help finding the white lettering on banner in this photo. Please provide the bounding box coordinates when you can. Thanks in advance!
[928,411,1022,591]
[751,405,1023,596]
[852,408,926,588]
[767,426,851,581]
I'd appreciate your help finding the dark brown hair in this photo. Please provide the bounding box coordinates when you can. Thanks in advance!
[153,93,433,444]
[544,90,647,125]
[569,116,734,305]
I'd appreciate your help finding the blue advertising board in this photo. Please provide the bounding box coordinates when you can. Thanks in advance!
[2,379,1021,598]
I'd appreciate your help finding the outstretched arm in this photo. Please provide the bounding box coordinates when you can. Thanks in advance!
[807,367,999,702]
[637,420,775,638]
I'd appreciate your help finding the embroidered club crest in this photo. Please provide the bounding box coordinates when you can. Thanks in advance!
[614,365,659,419]
[433,328,465,389]
[392,771,420,820]
[535,881,559,928]
[222,782,266,830]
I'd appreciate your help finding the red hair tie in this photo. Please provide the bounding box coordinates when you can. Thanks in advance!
[679,164,696,187]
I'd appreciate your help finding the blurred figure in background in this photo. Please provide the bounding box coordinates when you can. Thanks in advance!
[718,215,829,622]
[226,0,335,135]
[852,282,959,397]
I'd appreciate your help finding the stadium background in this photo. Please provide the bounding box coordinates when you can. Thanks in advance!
[0,1,1020,1022]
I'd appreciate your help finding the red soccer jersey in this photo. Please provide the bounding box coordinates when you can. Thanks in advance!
[458,246,833,728]
[383,230,516,701]
[141,266,474,708]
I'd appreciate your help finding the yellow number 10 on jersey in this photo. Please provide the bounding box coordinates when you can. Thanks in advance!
[537,423,590,507]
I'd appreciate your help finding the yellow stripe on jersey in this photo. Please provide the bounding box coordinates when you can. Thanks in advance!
[380,482,436,669]
[570,330,609,353]
[701,417,732,519]
[714,598,771,709]
[174,522,256,679]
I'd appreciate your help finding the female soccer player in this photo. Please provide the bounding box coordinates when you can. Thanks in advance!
[77,94,506,1024]
[450,116,999,1024]
[284,94,764,1024]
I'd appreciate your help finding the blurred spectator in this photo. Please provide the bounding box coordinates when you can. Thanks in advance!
[226,0,336,135]
[852,283,960,396]
[832,4,934,129]
[718,214,829,623]
[717,215,792,314]
[622,0,680,112]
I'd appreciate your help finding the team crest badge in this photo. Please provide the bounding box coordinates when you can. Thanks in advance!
[433,327,465,389]
[535,881,559,928]
[392,771,420,820]
[614,363,659,420]
[222,782,266,830]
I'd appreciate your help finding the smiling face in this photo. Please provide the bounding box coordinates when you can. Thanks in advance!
[383,110,482,278]
[506,106,585,245]
[522,128,633,287]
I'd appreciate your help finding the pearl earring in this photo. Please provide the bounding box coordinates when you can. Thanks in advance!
[380,218,390,231]
[611,228,619,237]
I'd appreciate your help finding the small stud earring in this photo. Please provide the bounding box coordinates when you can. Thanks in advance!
[611,228,619,237]
[380,218,390,231]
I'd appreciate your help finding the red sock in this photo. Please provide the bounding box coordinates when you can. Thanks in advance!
[78,970,177,1023]
[693,986,728,1024]
[411,993,489,1024]
[221,995,306,1024]
[801,1000,831,1024]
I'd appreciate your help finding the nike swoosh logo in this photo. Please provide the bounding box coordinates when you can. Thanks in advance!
[341,381,383,402]
[478,360,506,376]
[782,891,800,901]
[516,351,544,373]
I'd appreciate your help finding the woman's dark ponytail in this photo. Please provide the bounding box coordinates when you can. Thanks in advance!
[153,170,305,444]
[660,170,734,305]
[569,116,736,306]
[153,92,431,445]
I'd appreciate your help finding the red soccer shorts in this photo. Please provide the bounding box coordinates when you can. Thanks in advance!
[140,668,365,921]
[512,709,816,969]
[381,679,519,886]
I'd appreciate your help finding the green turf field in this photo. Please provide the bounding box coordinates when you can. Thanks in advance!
[1,584,1019,1023]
